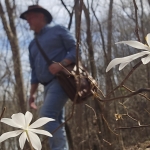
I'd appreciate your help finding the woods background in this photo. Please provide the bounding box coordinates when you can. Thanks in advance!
[0,0,150,150]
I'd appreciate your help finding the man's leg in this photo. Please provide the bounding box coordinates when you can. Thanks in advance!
[40,79,69,150]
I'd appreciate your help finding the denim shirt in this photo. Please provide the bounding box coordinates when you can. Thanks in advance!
[29,24,76,84]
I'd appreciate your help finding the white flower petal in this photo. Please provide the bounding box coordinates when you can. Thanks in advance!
[29,129,53,137]
[0,130,22,143]
[119,62,129,70]
[29,117,55,129]
[1,118,21,128]
[106,58,126,72]
[146,33,150,46]
[25,111,33,127]
[106,51,150,72]
[28,131,42,150]
[116,41,150,51]
[141,54,150,64]
[125,51,150,61]
[19,132,27,149]
[11,113,26,128]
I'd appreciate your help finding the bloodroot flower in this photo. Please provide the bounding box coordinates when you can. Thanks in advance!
[0,111,54,150]
[106,33,150,72]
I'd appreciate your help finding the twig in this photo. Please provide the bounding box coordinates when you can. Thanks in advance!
[115,124,150,130]
[122,85,150,101]
[145,109,150,116]
[60,0,80,30]
[133,0,140,42]
[107,61,142,97]
[119,102,141,124]
[26,131,34,150]
[0,107,6,120]
[103,139,112,145]
[114,102,144,131]
[102,114,118,136]
[96,87,150,102]
[85,104,97,119]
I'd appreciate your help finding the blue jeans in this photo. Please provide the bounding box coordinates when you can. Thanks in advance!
[40,78,69,150]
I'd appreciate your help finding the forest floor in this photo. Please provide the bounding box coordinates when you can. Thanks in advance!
[125,140,150,150]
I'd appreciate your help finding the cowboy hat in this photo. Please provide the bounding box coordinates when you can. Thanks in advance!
[20,5,52,23]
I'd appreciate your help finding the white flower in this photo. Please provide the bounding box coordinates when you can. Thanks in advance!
[106,33,150,72]
[0,111,55,150]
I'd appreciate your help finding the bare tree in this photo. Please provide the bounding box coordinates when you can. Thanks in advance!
[82,2,97,79]
[0,0,26,113]
[105,0,114,96]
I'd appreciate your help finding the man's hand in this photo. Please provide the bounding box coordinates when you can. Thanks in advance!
[49,63,63,75]
[29,95,37,109]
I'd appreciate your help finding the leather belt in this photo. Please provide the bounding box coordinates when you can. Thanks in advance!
[41,77,55,86]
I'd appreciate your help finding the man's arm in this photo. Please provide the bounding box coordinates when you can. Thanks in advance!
[49,26,76,75]
[49,59,72,75]
[29,83,39,109]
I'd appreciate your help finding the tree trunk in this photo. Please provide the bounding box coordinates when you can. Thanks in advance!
[0,1,26,113]
[82,2,97,79]
[105,0,114,96]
